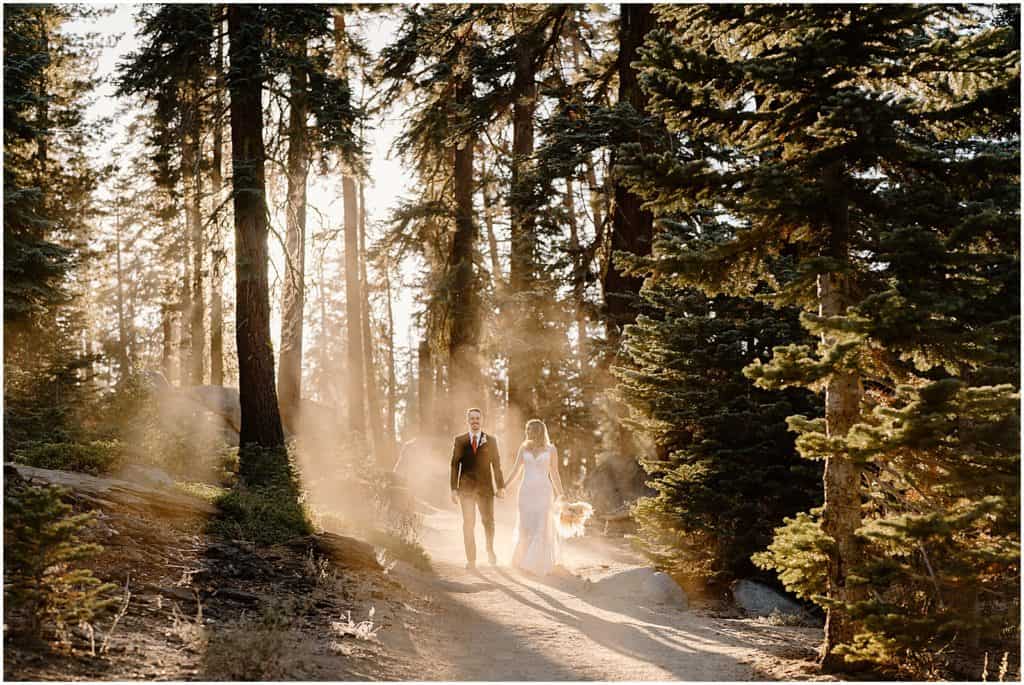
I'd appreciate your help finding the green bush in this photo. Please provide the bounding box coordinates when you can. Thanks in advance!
[4,478,117,645]
[210,444,312,546]
[12,440,124,476]
[212,484,313,546]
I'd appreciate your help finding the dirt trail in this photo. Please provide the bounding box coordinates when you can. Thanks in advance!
[379,504,827,681]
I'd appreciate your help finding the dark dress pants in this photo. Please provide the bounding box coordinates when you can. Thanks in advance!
[458,480,495,564]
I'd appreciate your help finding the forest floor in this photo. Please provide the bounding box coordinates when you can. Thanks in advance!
[4,470,831,681]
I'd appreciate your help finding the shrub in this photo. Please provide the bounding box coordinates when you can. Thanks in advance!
[212,483,313,546]
[203,599,312,680]
[210,444,312,546]
[3,478,117,646]
[12,440,124,476]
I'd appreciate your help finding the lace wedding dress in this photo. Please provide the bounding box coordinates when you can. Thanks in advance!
[511,445,560,575]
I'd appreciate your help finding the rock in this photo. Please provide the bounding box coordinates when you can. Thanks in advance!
[590,567,688,608]
[732,579,804,618]
[642,571,689,608]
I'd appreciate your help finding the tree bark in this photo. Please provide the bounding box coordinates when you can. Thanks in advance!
[507,8,541,433]
[564,177,588,373]
[417,339,433,435]
[818,162,865,671]
[227,4,285,449]
[480,152,503,290]
[278,45,309,431]
[447,74,481,416]
[113,204,130,382]
[343,174,365,437]
[182,80,205,385]
[335,10,365,439]
[383,259,397,449]
[603,3,656,351]
[161,302,173,383]
[209,4,226,387]
[360,181,387,462]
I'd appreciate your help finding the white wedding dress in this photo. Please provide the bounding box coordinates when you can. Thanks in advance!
[511,446,560,575]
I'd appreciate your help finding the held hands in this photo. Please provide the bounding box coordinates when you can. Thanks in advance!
[496,488,506,499]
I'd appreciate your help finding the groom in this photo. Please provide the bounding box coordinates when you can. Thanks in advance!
[450,408,505,569]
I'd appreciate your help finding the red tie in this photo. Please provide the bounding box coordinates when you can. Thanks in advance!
[472,434,478,453]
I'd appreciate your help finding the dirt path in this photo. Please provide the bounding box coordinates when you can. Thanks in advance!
[378,505,828,681]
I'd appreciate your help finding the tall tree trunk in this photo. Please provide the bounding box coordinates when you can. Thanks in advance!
[182,81,205,385]
[818,162,865,670]
[603,3,655,351]
[161,300,174,383]
[384,260,397,447]
[278,46,309,432]
[564,177,587,373]
[359,182,387,462]
[317,263,330,404]
[227,4,285,450]
[335,10,365,438]
[507,10,541,435]
[417,339,433,435]
[114,205,130,382]
[343,175,364,436]
[480,152,503,290]
[447,107,481,414]
[209,4,225,387]
[179,221,193,384]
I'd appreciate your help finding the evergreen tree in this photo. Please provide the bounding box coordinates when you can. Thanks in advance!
[622,4,1019,671]
[615,272,823,587]
[227,4,285,452]
[4,4,102,453]
[117,4,216,386]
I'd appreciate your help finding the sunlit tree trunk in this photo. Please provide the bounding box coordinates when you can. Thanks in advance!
[360,181,386,461]
[278,43,309,431]
[564,177,587,373]
[181,78,205,385]
[417,339,433,434]
[113,204,130,382]
[334,11,365,438]
[383,259,398,448]
[818,162,865,669]
[209,4,226,387]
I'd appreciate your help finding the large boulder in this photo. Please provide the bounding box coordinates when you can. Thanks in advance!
[732,579,804,618]
[588,567,688,609]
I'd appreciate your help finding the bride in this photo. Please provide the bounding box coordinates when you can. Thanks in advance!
[507,419,565,576]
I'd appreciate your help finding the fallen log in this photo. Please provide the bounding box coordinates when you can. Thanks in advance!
[4,463,217,517]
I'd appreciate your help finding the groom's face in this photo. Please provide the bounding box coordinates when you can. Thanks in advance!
[467,410,482,433]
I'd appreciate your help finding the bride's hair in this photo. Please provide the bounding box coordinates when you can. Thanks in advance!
[521,419,551,451]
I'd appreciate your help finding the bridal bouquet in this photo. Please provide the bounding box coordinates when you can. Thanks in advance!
[555,500,594,538]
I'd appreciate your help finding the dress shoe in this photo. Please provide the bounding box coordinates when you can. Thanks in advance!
[465,561,476,570]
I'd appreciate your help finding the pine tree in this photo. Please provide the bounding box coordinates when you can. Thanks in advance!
[227,4,285,452]
[622,4,1019,670]
[117,5,217,386]
[615,269,823,586]
[4,4,102,453]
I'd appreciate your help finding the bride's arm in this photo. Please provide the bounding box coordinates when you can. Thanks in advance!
[549,446,565,499]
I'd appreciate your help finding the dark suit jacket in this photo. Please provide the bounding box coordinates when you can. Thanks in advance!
[450,432,504,495]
